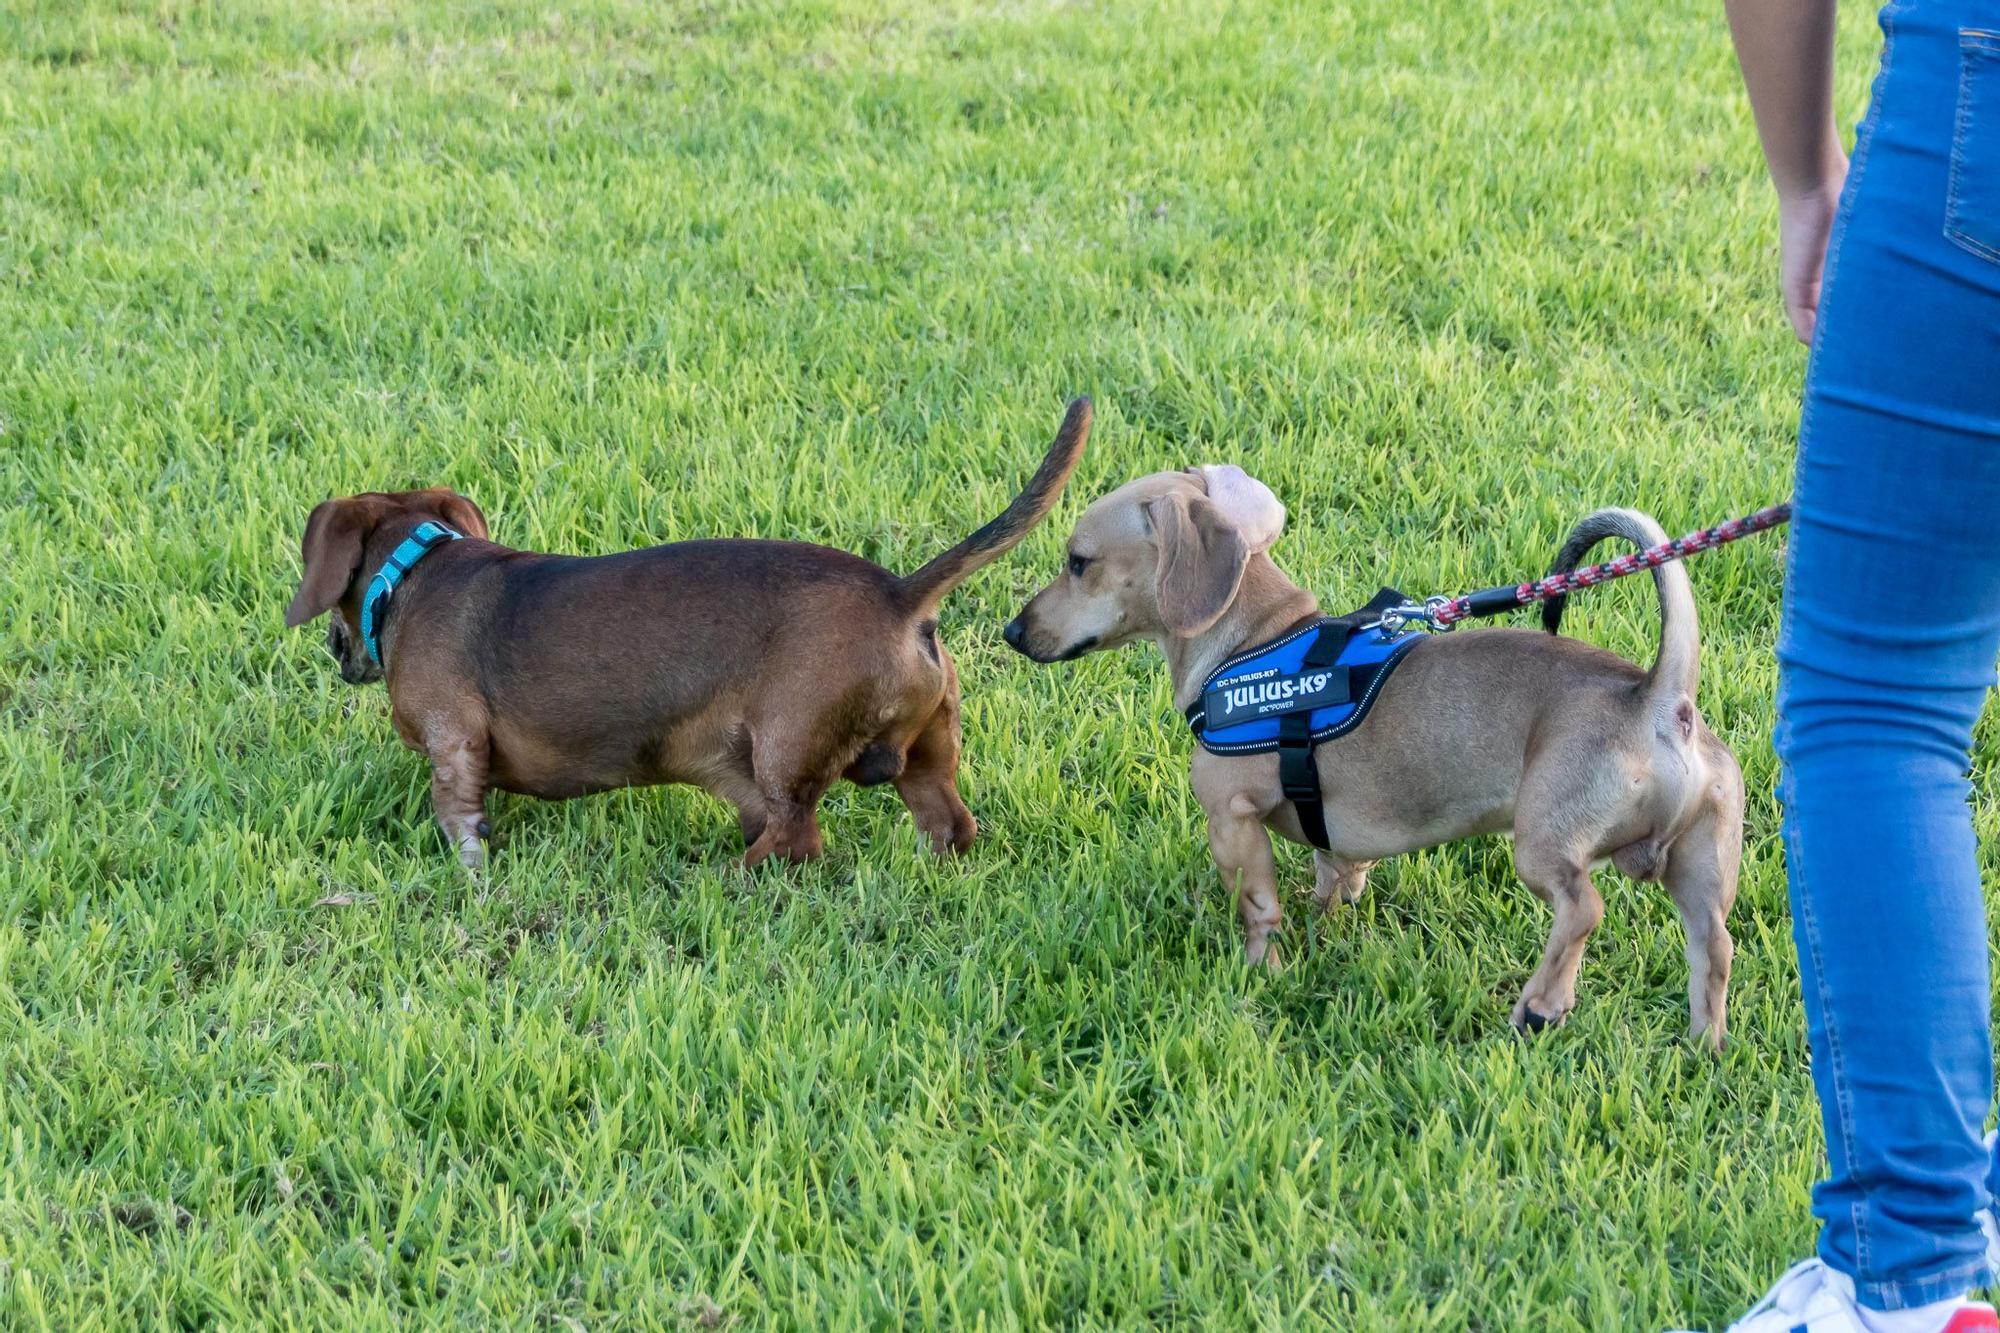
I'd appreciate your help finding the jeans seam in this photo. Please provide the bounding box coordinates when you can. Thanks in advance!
[1777,566,1872,1285]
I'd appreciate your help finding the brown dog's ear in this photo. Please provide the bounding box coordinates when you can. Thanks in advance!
[285,499,367,628]
[1146,491,1251,637]
[436,492,488,540]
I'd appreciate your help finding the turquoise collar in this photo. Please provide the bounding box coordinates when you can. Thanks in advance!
[359,521,462,667]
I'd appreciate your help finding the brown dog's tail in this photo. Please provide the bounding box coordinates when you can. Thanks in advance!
[897,396,1092,614]
[1541,507,1699,722]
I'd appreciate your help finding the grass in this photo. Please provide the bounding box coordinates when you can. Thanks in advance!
[0,0,1933,1326]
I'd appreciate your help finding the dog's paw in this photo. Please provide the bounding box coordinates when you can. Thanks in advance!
[1510,1000,1566,1035]
[1244,938,1284,973]
[920,811,977,857]
[744,828,825,868]
[1690,1019,1728,1055]
[1311,857,1373,910]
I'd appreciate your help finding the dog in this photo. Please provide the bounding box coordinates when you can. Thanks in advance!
[1003,465,1743,1048]
[285,397,1091,869]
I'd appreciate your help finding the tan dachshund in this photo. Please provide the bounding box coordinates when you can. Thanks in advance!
[1004,465,1742,1047]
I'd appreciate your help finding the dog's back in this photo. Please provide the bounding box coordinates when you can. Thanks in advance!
[394,538,934,799]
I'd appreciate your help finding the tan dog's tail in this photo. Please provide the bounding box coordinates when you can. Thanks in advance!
[898,396,1092,614]
[1541,507,1699,715]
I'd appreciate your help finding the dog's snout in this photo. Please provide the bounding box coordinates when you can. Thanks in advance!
[1002,617,1027,651]
[321,616,380,685]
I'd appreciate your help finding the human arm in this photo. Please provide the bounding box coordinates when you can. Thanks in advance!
[1724,0,1849,343]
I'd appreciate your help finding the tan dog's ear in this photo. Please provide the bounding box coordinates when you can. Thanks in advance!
[1193,464,1285,554]
[1146,491,1251,637]
[285,499,367,628]
[437,492,488,540]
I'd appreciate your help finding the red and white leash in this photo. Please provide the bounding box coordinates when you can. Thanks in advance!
[1379,502,1793,633]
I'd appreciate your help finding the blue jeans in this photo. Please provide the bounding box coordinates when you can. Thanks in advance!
[1775,0,2000,1311]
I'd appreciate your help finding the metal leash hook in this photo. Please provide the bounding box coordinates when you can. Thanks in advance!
[1373,595,1457,636]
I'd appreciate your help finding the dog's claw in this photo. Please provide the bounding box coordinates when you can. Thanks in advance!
[1516,1007,1557,1033]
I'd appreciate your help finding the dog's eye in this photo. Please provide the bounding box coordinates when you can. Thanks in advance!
[1068,553,1091,578]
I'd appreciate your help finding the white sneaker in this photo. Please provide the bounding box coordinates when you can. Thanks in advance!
[1674,1258,1999,1333]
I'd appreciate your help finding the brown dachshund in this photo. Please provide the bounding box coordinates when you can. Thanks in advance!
[285,398,1091,869]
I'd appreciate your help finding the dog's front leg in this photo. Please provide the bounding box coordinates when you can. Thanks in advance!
[699,764,771,851]
[1205,792,1286,971]
[427,729,492,871]
[1312,853,1375,910]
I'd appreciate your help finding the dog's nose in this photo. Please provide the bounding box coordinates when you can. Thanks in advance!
[1001,618,1026,650]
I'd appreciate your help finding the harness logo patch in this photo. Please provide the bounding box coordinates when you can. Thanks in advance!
[1207,668,1347,723]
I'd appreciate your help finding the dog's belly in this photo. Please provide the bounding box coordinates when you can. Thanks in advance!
[1315,744,1521,857]
[1320,799,1517,861]
[483,703,744,800]
[486,742,636,799]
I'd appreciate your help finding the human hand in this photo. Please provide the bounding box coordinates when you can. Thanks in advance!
[1776,162,1846,344]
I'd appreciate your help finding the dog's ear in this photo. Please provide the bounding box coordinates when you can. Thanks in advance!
[1146,491,1251,637]
[1192,464,1285,554]
[285,499,368,628]
[436,492,488,540]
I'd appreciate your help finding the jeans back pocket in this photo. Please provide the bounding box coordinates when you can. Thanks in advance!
[1948,30,2000,262]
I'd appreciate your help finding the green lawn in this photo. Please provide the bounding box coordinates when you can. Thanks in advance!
[0,0,1936,1327]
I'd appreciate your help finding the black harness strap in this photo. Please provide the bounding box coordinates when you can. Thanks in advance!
[1278,618,1357,850]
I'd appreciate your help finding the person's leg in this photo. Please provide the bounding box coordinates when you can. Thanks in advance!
[1776,0,2000,1312]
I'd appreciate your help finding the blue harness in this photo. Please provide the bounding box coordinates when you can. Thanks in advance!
[1183,588,1427,849]
[359,521,463,666]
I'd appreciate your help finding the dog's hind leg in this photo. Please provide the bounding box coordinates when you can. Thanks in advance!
[1510,839,1606,1033]
[427,725,492,871]
[892,697,977,856]
[1312,852,1375,909]
[1662,770,1743,1051]
[1205,792,1286,971]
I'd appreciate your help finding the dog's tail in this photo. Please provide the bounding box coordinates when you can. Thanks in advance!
[897,396,1092,614]
[1541,507,1699,724]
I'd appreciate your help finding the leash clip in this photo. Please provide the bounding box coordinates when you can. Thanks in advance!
[1374,596,1456,635]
